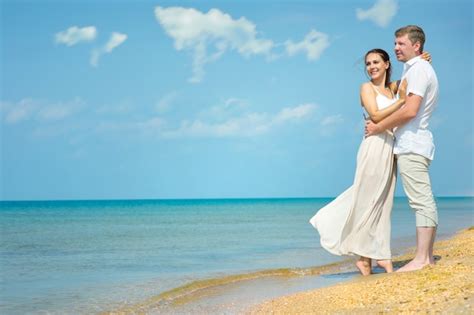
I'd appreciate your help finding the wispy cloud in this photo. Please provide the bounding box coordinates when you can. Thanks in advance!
[104,32,127,52]
[198,98,249,121]
[90,32,128,67]
[36,99,85,122]
[155,6,274,83]
[3,98,37,124]
[321,114,344,126]
[96,101,133,115]
[155,92,178,113]
[274,104,316,123]
[55,26,126,67]
[55,26,97,46]
[285,30,330,61]
[1,98,85,124]
[3,96,318,141]
[93,100,316,139]
[162,114,269,138]
[320,114,345,136]
[162,103,317,138]
[95,117,168,137]
[356,0,398,28]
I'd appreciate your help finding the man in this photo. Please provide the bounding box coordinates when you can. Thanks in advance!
[365,25,439,272]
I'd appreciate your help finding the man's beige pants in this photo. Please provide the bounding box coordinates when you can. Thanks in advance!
[397,153,438,227]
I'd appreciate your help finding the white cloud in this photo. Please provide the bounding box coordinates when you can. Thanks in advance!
[198,98,249,121]
[55,26,127,66]
[135,117,167,133]
[162,103,316,138]
[155,92,178,113]
[274,103,316,123]
[4,98,37,124]
[154,6,274,83]
[321,114,344,126]
[155,6,333,83]
[163,114,262,138]
[224,98,247,108]
[90,32,128,67]
[104,32,128,53]
[162,113,270,138]
[356,0,398,28]
[320,114,345,137]
[55,26,97,46]
[36,98,85,122]
[0,101,11,112]
[90,50,101,67]
[285,30,330,60]
[96,102,133,115]
[96,116,167,136]
[89,100,316,139]
[2,98,85,124]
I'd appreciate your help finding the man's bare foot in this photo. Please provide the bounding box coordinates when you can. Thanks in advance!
[356,257,372,276]
[396,259,433,273]
[376,259,393,273]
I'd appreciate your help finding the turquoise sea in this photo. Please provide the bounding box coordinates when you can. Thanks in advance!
[0,197,473,314]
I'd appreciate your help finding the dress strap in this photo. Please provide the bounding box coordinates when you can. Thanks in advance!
[371,83,394,99]
[370,83,382,95]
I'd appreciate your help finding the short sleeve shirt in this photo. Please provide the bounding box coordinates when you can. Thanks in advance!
[394,56,439,160]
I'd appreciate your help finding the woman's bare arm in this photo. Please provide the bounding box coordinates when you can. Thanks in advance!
[388,80,400,95]
[360,82,406,123]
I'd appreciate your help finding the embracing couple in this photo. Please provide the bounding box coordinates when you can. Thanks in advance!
[310,25,439,275]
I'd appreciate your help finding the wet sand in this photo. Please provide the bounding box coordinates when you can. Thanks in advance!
[103,261,357,314]
[250,226,474,314]
[104,227,473,314]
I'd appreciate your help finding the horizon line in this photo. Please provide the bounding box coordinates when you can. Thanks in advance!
[1,195,473,203]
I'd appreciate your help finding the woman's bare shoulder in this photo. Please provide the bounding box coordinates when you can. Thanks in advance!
[360,82,374,93]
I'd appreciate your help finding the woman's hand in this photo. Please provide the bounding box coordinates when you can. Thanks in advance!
[398,79,407,100]
[421,51,432,64]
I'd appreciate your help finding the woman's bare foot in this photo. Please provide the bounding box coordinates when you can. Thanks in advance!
[376,259,393,273]
[356,257,372,276]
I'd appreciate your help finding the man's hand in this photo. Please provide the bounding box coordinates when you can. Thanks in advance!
[365,120,382,137]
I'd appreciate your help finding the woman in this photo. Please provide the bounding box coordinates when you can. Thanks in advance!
[309,49,429,276]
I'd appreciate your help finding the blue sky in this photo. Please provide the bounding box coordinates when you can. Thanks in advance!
[1,0,472,201]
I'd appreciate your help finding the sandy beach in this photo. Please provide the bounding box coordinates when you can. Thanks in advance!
[250,226,474,314]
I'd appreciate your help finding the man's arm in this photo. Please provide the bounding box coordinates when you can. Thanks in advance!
[365,93,423,136]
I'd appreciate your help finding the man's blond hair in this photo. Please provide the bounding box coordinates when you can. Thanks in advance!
[395,25,425,53]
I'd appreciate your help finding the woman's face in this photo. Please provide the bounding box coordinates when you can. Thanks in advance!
[365,53,389,81]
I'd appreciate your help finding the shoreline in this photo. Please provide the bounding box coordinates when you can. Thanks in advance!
[2,198,472,314]
[103,226,474,314]
[103,259,356,314]
[250,226,474,314]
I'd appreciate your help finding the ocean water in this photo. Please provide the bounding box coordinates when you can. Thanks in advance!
[0,197,472,314]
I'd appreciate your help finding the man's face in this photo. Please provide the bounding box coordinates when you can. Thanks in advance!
[394,34,419,62]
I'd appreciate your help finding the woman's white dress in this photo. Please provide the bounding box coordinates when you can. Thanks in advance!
[309,88,397,260]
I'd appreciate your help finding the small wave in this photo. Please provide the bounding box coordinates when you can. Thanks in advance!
[103,260,351,314]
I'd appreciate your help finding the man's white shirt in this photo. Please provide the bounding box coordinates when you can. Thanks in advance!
[394,55,439,160]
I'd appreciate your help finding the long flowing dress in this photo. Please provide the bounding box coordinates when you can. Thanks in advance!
[309,88,397,260]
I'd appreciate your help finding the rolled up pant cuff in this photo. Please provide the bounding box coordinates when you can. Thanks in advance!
[416,213,438,227]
